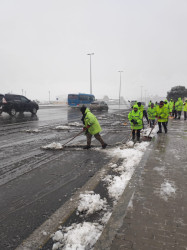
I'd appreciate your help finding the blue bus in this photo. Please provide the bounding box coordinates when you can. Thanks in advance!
[68,93,95,107]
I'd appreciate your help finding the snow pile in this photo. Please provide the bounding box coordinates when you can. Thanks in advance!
[111,121,121,126]
[142,125,158,137]
[159,180,176,201]
[126,141,134,148]
[41,142,62,150]
[25,129,40,133]
[68,122,82,127]
[52,222,103,250]
[77,191,107,216]
[103,142,149,202]
[55,126,70,130]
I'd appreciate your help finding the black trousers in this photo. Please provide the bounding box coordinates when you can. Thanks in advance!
[173,110,177,118]
[132,129,141,140]
[184,111,187,120]
[158,122,167,133]
[177,111,182,119]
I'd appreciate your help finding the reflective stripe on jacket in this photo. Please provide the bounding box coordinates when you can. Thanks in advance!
[175,98,183,111]
[147,107,156,120]
[128,110,143,129]
[156,106,168,122]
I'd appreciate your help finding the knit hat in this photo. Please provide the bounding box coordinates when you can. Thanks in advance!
[80,106,87,114]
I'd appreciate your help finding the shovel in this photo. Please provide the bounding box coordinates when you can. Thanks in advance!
[61,130,84,149]
[142,119,158,141]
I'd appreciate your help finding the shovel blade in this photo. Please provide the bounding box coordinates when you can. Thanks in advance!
[142,136,152,141]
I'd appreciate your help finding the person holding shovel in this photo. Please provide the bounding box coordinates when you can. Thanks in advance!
[128,104,143,142]
[80,106,107,150]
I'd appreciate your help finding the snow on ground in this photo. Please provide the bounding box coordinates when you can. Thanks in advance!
[153,166,166,176]
[159,180,176,201]
[52,222,103,250]
[41,142,63,150]
[51,141,151,249]
[77,191,108,216]
[55,126,71,130]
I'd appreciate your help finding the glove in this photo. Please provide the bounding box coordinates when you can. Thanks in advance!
[86,125,91,128]
[83,127,87,131]
[133,120,138,125]
[131,119,135,123]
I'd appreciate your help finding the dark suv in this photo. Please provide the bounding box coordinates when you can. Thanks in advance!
[0,94,39,116]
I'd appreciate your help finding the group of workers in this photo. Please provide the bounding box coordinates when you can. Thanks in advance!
[80,97,187,149]
[128,98,187,141]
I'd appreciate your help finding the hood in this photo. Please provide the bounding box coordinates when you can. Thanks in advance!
[85,108,91,114]
[133,104,139,109]
[178,97,181,101]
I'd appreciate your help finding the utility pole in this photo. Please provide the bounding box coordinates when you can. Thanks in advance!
[140,85,143,102]
[118,71,123,105]
[87,53,94,94]
[49,91,50,104]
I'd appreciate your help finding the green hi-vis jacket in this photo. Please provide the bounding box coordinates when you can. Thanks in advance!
[175,98,183,111]
[156,106,168,122]
[128,110,143,130]
[138,105,144,113]
[83,108,102,135]
[147,107,156,120]
[169,101,174,112]
[183,101,187,112]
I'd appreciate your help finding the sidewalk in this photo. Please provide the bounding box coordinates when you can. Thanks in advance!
[95,119,187,250]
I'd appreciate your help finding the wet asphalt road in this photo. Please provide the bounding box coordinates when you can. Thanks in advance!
[0,105,130,249]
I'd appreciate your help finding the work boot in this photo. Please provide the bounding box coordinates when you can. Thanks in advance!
[137,137,141,143]
[83,145,91,150]
[102,143,107,149]
[157,131,162,134]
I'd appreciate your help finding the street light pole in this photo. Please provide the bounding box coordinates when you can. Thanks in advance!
[140,85,143,102]
[49,91,50,104]
[118,71,123,105]
[87,53,94,94]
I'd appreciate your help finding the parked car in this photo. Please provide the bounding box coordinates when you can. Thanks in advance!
[0,94,39,116]
[90,101,108,111]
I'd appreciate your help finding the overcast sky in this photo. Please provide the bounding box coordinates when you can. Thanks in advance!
[0,0,187,101]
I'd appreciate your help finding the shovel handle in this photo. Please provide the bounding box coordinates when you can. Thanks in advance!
[147,118,158,137]
[62,130,84,147]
